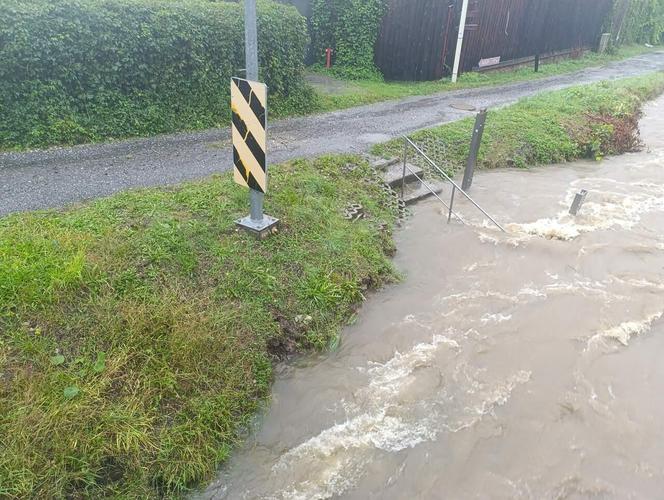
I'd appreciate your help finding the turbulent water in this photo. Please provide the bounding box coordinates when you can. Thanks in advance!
[199,96,664,499]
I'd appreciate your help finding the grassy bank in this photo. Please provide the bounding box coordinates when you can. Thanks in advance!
[0,157,398,498]
[373,72,664,173]
[311,45,660,112]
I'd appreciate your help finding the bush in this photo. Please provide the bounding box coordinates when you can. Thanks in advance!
[310,0,385,79]
[0,0,312,150]
[608,0,664,46]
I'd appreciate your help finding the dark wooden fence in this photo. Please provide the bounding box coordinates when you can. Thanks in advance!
[375,0,614,81]
[375,0,454,80]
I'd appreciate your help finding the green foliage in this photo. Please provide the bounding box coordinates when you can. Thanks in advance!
[0,0,312,150]
[373,73,664,172]
[609,0,664,45]
[310,0,386,79]
[0,155,398,497]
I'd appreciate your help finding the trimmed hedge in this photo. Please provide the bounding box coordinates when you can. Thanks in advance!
[0,0,314,150]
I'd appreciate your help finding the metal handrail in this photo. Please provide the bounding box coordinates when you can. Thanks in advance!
[402,136,506,232]
[401,162,467,225]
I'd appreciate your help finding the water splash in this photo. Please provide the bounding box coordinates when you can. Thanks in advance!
[587,312,663,348]
[507,177,664,241]
[264,331,531,499]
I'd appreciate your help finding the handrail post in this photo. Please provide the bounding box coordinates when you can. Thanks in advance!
[401,137,408,199]
[448,185,456,223]
[462,108,487,191]
[403,136,506,232]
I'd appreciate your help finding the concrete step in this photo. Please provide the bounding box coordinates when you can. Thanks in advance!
[384,163,424,188]
[368,156,400,171]
[402,179,446,206]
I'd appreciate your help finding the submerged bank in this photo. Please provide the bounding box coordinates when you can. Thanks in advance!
[204,92,664,500]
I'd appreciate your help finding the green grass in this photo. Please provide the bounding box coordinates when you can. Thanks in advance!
[0,156,399,498]
[372,72,664,174]
[311,45,661,112]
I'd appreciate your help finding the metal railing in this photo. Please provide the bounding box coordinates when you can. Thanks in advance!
[401,136,506,232]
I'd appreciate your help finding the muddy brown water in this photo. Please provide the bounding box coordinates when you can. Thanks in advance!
[200,96,664,499]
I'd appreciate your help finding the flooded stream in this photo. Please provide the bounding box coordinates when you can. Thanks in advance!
[201,96,664,499]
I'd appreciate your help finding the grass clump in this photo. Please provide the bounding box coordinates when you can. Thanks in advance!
[310,45,660,112]
[372,72,664,173]
[0,156,398,498]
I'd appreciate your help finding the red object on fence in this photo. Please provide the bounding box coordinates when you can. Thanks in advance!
[325,48,333,68]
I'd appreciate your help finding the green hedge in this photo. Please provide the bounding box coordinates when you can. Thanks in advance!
[310,0,385,79]
[0,0,313,150]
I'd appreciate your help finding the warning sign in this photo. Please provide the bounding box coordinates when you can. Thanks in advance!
[231,77,267,193]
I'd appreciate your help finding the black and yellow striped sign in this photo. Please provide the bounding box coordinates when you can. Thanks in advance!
[231,77,268,193]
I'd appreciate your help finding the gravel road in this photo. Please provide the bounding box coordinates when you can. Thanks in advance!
[2,51,664,215]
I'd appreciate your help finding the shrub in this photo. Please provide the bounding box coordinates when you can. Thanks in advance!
[608,0,664,46]
[310,0,385,79]
[0,0,312,150]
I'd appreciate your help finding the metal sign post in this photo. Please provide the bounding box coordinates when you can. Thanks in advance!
[569,189,588,216]
[235,0,278,238]
[462,108,487,191]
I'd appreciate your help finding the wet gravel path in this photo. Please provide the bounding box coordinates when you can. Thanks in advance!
[2,51,664,215]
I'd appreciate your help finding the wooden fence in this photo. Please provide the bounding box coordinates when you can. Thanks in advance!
[375,0,614,81]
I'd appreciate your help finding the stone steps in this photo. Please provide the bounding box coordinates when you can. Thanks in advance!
[369,156,444,206]
[384,163,424,188]
[367,156,400,171]
[402,179,445,205]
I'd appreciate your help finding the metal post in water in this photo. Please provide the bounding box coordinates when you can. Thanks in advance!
[401,137,408,199]
[448,185,456,223]
[462,108,487,191]
[569,189,588,216]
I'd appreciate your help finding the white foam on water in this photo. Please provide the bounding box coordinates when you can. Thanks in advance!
[439,279,623,310]
[477,230,526,247]
[438,289,521,305]
[264,331,531,500]
[548,475,615,499]
[543,279,629,302]
[607,275,664,292]
[507,177,664,241]
[517,285,548,299]
[478,232,500,245]
[463,260,498,272]
[587,312,663,348]
[364,333,459,390]
[509,217,580,241]
[480,313,513,325]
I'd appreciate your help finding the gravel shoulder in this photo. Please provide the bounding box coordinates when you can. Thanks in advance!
[2,51,664,216]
